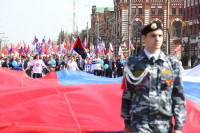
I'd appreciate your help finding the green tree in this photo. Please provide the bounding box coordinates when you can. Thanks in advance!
[57,30,65,44]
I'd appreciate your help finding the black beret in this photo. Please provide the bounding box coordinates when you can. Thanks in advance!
[141,22,163,35]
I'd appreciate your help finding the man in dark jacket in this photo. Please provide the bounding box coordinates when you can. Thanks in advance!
[116,55,124,77]
[104,54,114,78]
[55,54,61,71]
[76,55,85,71]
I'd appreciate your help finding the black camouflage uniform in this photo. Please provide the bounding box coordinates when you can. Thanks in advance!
[121,22,186,133]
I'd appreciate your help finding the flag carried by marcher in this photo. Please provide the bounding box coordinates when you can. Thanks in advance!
[118,45,123,55]
[73,36,87,59]
[109,43,113,56]
[32,36,38,45]
[130,40,135,50]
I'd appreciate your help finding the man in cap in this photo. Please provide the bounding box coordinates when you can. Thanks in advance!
[121,21,186,133]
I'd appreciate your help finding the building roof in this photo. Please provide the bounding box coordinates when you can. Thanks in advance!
[95,7,114,13]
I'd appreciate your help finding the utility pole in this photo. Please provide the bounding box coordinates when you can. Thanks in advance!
[166,0,170,54]
[0,39,2,52]
[0,36,8,51]
[73,0,76,34]
[0,33,5,51]
[127,0,131,56]
[87,22,89,48]
[187,23,191,67]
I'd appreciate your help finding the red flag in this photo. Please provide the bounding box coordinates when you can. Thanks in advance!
[96,44,100,54]
[54,43,57,54]
[44,44,49,55]
[30,49,35,57]
[174,45,182,55]
[18,47,24,54]
[73,36,87,59]
[26,45,30,54]
[59,43,61,53]
[2,45,8,55]
[10,44,14,54]
[109,43,113,56]
[64,40,67,48]
[14,43,21,53]
[52,42,54,49]
[103,47,107,54]
[131,43,135,50]
[125,42,128,48]
[67,39,71,52]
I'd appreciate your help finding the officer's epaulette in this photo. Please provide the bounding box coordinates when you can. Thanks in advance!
[165,55,179,69]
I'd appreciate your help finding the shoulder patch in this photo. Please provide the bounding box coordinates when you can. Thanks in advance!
[161,70,172,74]
[134,71,144,76]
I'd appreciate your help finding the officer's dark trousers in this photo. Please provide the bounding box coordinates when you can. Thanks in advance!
[131,115,173,133]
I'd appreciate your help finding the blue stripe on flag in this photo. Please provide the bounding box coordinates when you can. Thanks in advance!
[183,81,200,104]
[56,70,122,85]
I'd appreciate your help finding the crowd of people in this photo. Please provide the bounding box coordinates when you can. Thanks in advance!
[0,53,126,78]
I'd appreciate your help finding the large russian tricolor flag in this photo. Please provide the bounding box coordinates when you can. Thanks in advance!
[0,65,200,133]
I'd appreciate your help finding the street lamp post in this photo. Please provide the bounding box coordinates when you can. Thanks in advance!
[166,0,170,55]
[186,23,191,67]
[0,36,8,52]
[127,0,131,57]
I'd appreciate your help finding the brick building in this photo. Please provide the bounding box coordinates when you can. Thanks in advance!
[91,6,115,51]
[113,0,184,57]
[90,1,185,58]
[182,0,200,66]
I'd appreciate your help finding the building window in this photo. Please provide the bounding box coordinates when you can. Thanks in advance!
[132,8,136,15]
[158,8,162,15]
[195,6,197,15]
[191,26,193,35]
[132,21,142,39]
[199,6,200,14]
[172,8,176,15]
[182,29,185,37]
[194,26,197,35]
[132,21,142,51]
[172,21,181,38]
[138,8,142,15]
[191,8,193,19]
[151,8,155,15]
[179,8,182,15]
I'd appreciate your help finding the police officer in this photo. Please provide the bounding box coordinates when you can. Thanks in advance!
[121,22,186,133]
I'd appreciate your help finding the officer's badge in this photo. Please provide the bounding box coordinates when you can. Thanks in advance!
[161,24,163,28]
[151,23,157,29]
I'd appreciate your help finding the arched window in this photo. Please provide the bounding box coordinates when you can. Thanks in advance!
[132,21,142,38]
[172,21,181,38]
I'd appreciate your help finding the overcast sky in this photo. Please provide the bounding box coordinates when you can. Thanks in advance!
[0,0,113,45]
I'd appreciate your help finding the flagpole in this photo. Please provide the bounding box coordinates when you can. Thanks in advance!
[128,0,131,57]
[87,22,89,49]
